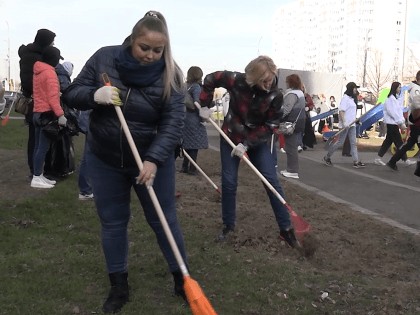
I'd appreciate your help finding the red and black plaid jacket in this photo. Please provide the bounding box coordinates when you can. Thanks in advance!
[200,71,283,147]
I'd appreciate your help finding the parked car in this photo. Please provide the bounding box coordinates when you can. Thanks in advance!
[4,91,21,108]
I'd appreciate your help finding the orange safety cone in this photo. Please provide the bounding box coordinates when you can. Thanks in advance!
[185,276,218,315]
[322,124,330,134]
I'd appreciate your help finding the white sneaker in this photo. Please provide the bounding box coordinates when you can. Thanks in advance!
[281,171,299,179]
[79,193,94,200]
[31,175,54,189]
[374,158,386,166]
[298,146,303,153]
[405,159,416,166]
[41,174,56,185]
[280,148,286,153]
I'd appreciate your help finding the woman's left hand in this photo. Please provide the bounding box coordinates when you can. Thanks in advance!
[137,161,157,188]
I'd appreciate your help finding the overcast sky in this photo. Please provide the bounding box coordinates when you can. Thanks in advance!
[1,0,419,81]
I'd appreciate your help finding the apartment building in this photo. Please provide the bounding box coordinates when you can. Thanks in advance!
[273,0,408,86]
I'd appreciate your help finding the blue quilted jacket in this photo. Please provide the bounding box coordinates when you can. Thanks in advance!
[63,45,185,168]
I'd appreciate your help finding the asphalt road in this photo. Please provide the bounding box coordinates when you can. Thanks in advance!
[205,123,420,236]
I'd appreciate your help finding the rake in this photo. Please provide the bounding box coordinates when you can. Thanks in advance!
[102,73,218,315]
[207,117,311,243]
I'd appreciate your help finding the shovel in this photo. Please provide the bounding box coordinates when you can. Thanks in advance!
[207,117,311,243]
[102,73,218,315]
[324,102,382,150]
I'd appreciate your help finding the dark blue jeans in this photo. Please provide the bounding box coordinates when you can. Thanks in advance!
[86,145,187,274]
[220,138,291,230]
[32,112,52,176]
[78,136,92,195]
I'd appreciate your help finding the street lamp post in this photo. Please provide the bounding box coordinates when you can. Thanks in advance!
[258,36,263,55]
[362,29,371,88]
[6,21,11,90]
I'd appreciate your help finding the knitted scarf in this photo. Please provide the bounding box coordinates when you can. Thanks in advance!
[115,46,165,87]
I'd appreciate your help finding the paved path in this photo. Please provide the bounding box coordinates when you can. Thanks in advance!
[205,124,420,235]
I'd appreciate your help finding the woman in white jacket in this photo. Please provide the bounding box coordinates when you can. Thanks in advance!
[375,82,415,169]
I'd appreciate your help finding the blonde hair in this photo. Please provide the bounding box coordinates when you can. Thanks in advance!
[245,56,277,87]
[131,11,185,102]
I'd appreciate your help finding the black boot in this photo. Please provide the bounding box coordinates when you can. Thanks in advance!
[103,272,130,313]
[180,160,189,173]
[171,269,187,302]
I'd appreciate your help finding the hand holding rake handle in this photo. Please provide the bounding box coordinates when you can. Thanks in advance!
[182,149,221,194]
[324,102,382,150]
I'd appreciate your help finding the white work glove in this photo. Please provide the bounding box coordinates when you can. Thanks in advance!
[400,122,407,130]
[94,86,122,106]
[199,107,212,121]
[231,143,248,158]
[58,115,67,127]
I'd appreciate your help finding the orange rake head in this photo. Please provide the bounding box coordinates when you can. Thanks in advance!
[285,203,312,244]
[184,276,218,315]
[1,115,9,126]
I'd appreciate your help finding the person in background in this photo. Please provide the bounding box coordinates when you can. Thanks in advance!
[323,82,366,168]
[374,82,416,169]
[199,56,299,248]
[18,29,60,181]
[180,66,208,175]
[77,107,94,200]
[279,74,306,179]
[64,11,189,313]
[301,84,316,150]
[31,46,67,189]
[56,61,74,91]
[380,78,419,171]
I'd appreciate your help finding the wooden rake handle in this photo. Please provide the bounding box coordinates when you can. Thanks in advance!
[207,118,288,206]
[182,148,221,194]
[114,106,189,277]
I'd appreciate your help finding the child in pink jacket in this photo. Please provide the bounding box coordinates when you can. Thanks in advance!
[31,46,67,189]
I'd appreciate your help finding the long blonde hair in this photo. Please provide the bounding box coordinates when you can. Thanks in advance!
[130,11,185,102]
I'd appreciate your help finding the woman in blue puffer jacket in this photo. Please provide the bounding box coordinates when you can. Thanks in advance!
[64,10,188,313]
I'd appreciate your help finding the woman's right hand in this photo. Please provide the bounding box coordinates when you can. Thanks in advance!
[94,86,122,106]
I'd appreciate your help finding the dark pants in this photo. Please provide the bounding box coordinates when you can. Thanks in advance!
[86,145,187,274]
[220,138,291,230]
[389,125,419,164]
[378,124,407,161]
[26,113,35,175]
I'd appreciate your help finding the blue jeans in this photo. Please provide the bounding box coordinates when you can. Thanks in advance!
[326,125,359,162]
[78,137,92,195]
[220,138,291,230]
[86,145,187,274]
[32,112,53,176]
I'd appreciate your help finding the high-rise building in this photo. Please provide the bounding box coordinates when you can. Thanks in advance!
[273,0,408,89]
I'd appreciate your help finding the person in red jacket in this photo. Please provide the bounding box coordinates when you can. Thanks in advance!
[31,46,67,189]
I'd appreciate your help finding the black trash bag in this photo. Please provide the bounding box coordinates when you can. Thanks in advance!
[44,133,75,178]
[61,99,80,136]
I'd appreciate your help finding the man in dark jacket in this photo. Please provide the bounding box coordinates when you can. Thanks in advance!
[18,29,58,178]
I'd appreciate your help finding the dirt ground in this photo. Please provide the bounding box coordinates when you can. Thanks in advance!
[2,145,420,313]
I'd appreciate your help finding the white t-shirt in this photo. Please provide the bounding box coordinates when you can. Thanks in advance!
[338,94,357,127]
